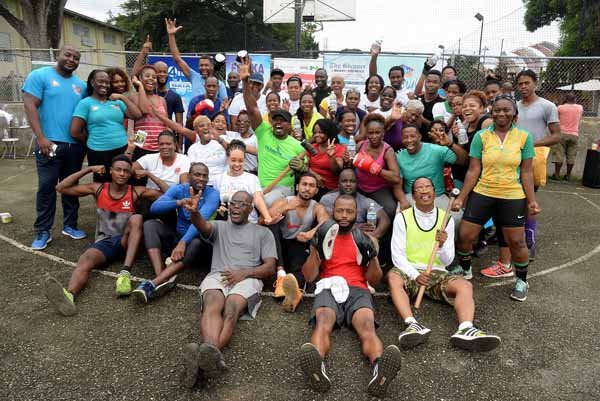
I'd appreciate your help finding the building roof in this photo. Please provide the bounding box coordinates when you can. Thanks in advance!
[64,8,130,34]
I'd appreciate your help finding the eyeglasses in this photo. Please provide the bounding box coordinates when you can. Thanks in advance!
[229,200,252,208]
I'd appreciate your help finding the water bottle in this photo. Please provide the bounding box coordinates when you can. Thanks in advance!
[456,119,468,145]
[347,135,356,158]
[370,40,382,54]
[426,53,440,68]
[293,118,303,140]
[328,92,337,112]
[367,203,377,226]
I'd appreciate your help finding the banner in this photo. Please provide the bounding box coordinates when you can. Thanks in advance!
[322,53,426,93]
[148,55,199,119]
[225,53,272,82]
[273,57,323,89]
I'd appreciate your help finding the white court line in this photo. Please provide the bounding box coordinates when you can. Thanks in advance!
[486,189,600,288]
[0,170,29,185]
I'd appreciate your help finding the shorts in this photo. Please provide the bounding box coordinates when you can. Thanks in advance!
[462,192,527,228]
[309,287,375,329]
[86,146,127,183]
[551,133,578,164]
[90,235,126,264]
[199,271,263,320]
[389,267,457,305]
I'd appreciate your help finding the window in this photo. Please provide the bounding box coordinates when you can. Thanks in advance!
[104,32,117,45]
[73,23,90,38]
[0,32,13,62]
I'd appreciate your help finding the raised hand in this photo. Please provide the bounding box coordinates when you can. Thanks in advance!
[183,186,202,213]
[238,54,252,81]
[89,165,106,175]
[326,138,336,157]
[134,169,148,179]
[142,34,152,51]
[109,93,123,101]
[391,102,404,121]
[220,98,231,112]
[282,98,290,111]
[165,18,183,35]
[131,75,142,89]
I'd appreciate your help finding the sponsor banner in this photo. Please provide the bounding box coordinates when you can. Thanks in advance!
[273,57,323,89]
[147,55,197,118]
[225,53,272,82]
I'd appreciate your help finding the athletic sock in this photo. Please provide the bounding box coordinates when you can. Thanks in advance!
[525,219,537,249]
[404,317,417,325]
[514,261,529,282]
[372,357,380,368]
[120,267,131,275]
[457,251,473,271]
[458,321,473,331]
[277,269,286,278]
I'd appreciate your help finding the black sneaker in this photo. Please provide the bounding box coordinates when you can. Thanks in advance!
[398,321,431,349]
[367,345,402,398]
[450,326,501,352]
[197,343,227,377]
[299,343,331,393]
[154,274,178,298]
[181,342,201,388]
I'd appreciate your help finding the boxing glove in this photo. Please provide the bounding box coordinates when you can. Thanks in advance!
[351,227,378,267]
[311,219,339,261]
[353,152,382,175]
[195,99,215,116]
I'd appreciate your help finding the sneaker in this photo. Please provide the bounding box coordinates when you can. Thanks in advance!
[43,274,76,316]
[367,345,402,398]
[549,173,560,181]
[450,326,501,352]
[181,342,201,388]
[282,273,302,312]
[398,321,431,349]
[197,343,228,377]
[480,261,514,278]
[299,343,331,393]
[31,231,52,250]
[448,265,472,280]
[464,267,473,280]
[154,274,177,298]
[132,280,155,304]
[510,278,529,302]
[273,274,285,298]
[115,270,132,296]
[61,226,87,240]
[367,283,376,295]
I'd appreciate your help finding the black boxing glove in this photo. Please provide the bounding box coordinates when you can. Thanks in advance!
[351,227,378,267]
[311,219,339,260]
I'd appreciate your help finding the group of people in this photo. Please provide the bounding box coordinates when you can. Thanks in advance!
[22,21,578,395]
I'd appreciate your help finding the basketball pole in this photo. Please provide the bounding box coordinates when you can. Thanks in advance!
[294,0,302,57]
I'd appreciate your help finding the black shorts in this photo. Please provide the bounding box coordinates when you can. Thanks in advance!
[309,287,374,329]
[87,146,127,183]
[90,235,126,264]
[463,192,527,228]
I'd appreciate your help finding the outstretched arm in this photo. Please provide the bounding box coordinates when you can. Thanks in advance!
[165,18,191,78]
[239,56,263,130]
[132,35,152,77]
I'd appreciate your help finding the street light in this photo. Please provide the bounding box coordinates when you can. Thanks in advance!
[475,12,484,85]
[438,44,445,66]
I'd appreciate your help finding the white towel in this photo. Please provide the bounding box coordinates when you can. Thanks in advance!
[315,276,350,304]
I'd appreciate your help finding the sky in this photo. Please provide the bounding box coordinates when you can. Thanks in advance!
[66,0,561,56]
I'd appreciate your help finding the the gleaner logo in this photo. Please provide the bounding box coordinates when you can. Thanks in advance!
[122,200,131,209]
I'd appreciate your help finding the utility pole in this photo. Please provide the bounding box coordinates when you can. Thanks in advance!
[139,0,143,41]
[294,0,302,57]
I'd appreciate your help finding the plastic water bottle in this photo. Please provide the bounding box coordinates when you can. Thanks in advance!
[293,118,302,140]
[426,53,440,68]
[329,92,337,112]
[347,135,356,158]
[370,40,382,53]
[456,119,468,145]
[367,203,377,226]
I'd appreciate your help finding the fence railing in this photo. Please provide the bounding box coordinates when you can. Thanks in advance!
[1,48,599,115]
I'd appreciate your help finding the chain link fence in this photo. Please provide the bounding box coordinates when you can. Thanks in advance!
[2,48,600,115]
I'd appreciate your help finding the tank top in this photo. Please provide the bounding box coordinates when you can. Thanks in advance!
[356,141,391,193]
[280,196,317,240]
[94,183,137,242]
[133,97,167,152]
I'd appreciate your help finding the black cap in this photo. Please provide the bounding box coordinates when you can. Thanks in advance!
[271,109,292,122]
[270,68,285,78]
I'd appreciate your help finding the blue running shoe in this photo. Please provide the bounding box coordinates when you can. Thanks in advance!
[510,278,529,302]
[132,280,156,304]
[32,231,52,250]
[62,226,87,240]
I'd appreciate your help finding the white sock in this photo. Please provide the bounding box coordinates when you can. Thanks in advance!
[277,269,286,278]
[458,321,473,331]
[404,317,417,325]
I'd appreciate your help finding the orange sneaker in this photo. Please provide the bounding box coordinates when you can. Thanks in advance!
[273,274,285,298]
[282,273,302,312]
[481,261,514,278]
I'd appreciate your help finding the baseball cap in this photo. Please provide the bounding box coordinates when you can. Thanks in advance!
[249,73,264,85]
[270,68,285,78]
[270,109,292,122]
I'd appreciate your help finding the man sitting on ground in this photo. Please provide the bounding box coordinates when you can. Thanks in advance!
[388,177,500,351]
[180,190,277,389]
[132,163,220,303]
[299,194,401,397]
[268,172,329,312]
[43,156,162,316]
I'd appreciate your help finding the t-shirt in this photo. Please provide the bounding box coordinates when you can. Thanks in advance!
[265,88,290,103]
[470,124,535,199]
[419,95,445,123]
[225,131,258,172]
[72,97,127,151]
[227,86,241,100]
[288,99,300,115]
[228,92,267,116]
[372,108,392,119]
[319,96,345,113]
[432,100,453,124]
[254,121,304,189]
[136,152,191,190]
[312,86,332,108]
[291,112,324,141]
[189,69,228,101]
[21,66,86,143]
[158,89,184,120]
[516,97,559,142]
[395,88,410,106]
[320,233,368,290]
[320,192,383,224]
[396,142,457,196]
[308,144,345,190]
[557,103,584,136]
[214,171,262,223]
[359,96,380,111]
[187,140,227,186]
[203,221,277,273]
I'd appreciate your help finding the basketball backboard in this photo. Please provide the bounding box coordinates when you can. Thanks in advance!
[263,0,356,24]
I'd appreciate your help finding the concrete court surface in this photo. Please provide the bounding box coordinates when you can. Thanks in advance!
[0,158,599,401]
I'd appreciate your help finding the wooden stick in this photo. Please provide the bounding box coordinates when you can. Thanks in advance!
[263,150,307,194]
[414,189,460,309]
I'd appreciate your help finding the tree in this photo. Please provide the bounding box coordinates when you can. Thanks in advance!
[523,0,600,56]
[111,0,318,56]
[0,0,67,58]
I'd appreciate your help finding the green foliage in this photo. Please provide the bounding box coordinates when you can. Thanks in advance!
[110,0,318,55]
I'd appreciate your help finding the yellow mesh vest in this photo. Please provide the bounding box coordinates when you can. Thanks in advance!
[401,207,445,269]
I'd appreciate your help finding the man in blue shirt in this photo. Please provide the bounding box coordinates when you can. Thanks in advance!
[132,163,220,303]
[187,77,229,123]
[166,18,228,101]
[22,45,87,250]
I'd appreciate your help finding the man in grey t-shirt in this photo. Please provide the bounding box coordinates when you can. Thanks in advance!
[180,190,277,389]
